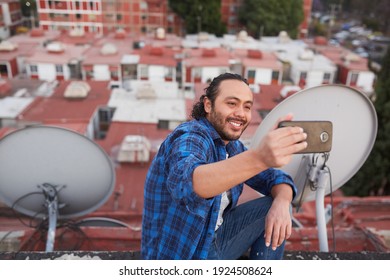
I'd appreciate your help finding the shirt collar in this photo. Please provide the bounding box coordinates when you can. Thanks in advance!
[198,117,237,151]
[198,117,223,142]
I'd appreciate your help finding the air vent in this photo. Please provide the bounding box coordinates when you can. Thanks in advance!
[46,42,65,53]
[100,43,118,55]
[117,135,151,163]
[280,85,301,98]
[136,83,156,99]
[278,31,291,43]
[64,81,91,99]
[342,52,361,63]
[0,41,17,52]
[237,30,248,42]
[198,32,209,41]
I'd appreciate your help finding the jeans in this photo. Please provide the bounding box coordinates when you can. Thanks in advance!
[207,196,286,260]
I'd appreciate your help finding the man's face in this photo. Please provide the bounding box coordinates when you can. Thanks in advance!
[204,79,253,143]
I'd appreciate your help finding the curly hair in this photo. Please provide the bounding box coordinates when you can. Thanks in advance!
[191,73,249,120]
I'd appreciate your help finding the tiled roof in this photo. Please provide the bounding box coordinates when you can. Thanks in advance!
[18,80,110,122]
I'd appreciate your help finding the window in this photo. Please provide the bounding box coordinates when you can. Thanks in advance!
[350,73,358,86]
[323,72,331,83]
[247,70,255,79]
[117,14,122,21]
[139,65,148,78]
[193,67,201,78]
[76,14,81,19]
[30,65,38,74]
[272,70,279,81]
[228,16,236,24]
[158,120,169,129]
[55,65,63,74]
[111,70,118,79]
[165,67,173,79]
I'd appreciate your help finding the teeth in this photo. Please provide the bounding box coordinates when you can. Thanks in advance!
[229,121,241,127]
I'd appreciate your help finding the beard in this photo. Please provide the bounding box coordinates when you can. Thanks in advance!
[208,108,249,142]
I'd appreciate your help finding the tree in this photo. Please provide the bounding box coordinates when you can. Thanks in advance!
[238,0,304,39]
[320,0,390,35]
[168,0,226,36]
[343,47,390,196]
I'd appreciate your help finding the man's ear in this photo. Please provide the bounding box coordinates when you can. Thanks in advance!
[203,97,212,114]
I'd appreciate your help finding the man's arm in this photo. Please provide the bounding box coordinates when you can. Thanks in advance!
[265,184,293,250]
[193,117,307,199]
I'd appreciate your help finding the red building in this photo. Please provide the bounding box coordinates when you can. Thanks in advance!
[36,1,310,37]
[0,0,24,39]
[37,0,183,36]
[300,0,313,38]
[221,0,244,34]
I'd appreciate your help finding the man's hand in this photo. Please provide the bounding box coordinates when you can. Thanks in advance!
[264,184,293,250]
[253,114,307,168]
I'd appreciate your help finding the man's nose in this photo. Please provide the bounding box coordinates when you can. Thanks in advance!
[233,106,245,117]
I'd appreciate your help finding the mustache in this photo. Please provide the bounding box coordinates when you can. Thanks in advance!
[227,117,247,124]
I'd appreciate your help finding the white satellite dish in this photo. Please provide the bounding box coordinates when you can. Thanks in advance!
[0,126,115,251]
[251,84,377,251]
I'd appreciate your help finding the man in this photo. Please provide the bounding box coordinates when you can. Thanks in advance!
[142,73,307,259]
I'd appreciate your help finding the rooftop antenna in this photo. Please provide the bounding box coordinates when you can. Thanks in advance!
[251,85,377,252]
[0,126,115,252]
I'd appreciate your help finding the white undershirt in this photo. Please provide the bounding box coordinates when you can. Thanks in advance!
[215,153,231,231]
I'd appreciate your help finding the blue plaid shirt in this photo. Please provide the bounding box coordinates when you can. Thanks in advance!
[141,118,296,259]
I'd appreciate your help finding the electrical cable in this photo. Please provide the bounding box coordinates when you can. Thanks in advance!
[325,165,337,257]
[11,191,45,228]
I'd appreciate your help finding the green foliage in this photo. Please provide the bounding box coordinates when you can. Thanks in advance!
[343,47,390,196]
[238,0,304,39]
[168,0,226,36]
[312,21,327,37]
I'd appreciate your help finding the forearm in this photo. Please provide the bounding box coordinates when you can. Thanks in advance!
[193,149,267,198]
[271,184,293,204]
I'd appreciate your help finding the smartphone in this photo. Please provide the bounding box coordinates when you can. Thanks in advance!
[278,121,333,154]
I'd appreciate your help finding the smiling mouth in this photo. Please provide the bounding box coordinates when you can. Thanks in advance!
[228,119,245,128]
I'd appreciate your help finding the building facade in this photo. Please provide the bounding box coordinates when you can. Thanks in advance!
[36,0,183,35]
[0,0,24,39]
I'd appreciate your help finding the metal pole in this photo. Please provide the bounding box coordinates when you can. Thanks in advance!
[315,169,330,252]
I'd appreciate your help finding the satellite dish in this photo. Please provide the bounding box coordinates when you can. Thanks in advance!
[251,84,377,251]
[0,126,115,251]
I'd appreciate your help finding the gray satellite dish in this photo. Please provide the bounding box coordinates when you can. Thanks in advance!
[251,85,377,251]
[0,126,115,251]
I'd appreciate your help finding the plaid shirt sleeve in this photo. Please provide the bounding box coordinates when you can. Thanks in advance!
[164,129,215,217]
[245,168,297,198]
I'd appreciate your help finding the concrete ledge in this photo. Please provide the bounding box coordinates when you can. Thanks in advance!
[0,250,389,260]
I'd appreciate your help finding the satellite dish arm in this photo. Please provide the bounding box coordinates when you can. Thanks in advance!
[45,194,58,252]
[40,183,65,252]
